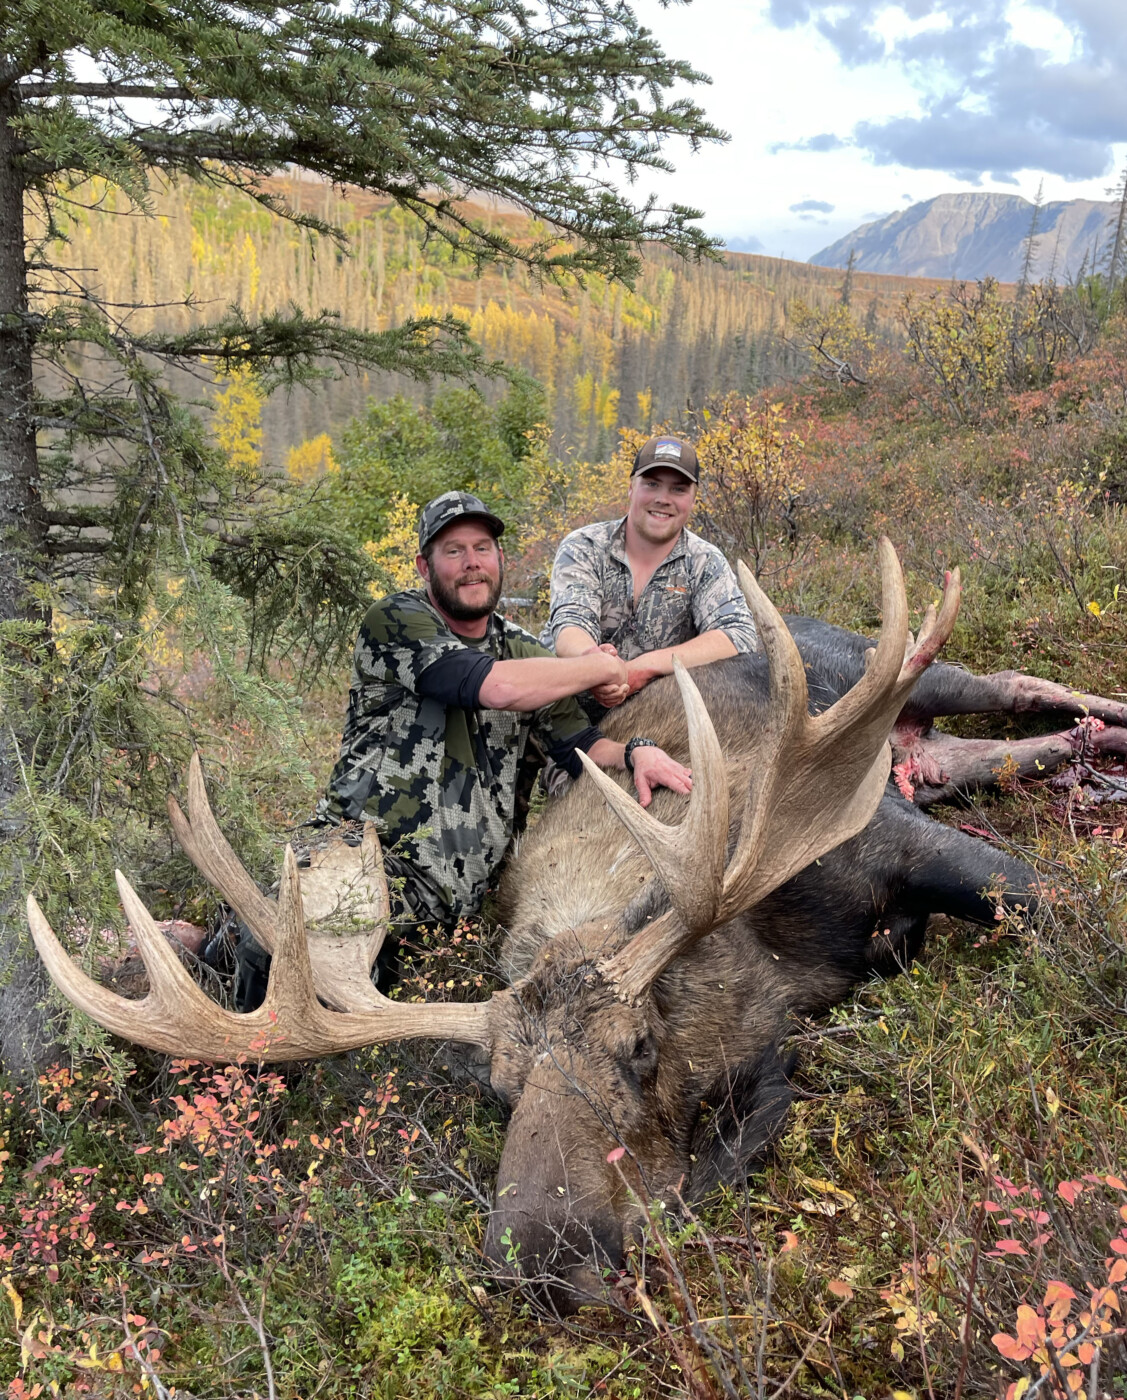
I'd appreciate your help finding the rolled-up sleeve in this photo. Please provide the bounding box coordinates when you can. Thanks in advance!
[542,527,607,649]
[689,548,759,653]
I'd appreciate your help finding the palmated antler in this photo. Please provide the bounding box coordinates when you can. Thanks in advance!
[26,764,495,1060]
[168,752,390,1014]
[580,538,962,1001]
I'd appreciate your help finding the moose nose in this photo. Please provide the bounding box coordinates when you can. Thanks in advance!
[483,1199,625,1314]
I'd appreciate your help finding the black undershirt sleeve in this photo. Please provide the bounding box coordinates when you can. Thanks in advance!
[544,725,603,778]
[417,649,496,708]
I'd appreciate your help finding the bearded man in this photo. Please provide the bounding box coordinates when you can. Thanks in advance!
[316,490,690,937]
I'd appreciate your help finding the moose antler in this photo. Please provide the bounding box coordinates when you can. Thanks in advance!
[167,754,389,1015]
[581,538,962,1001]
[26,762,496,1059]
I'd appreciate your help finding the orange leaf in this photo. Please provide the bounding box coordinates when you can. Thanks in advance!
[778,1230,800,1254]
[1044,1280,1077,1319]
[1108,1259,1127,1284]
[1015,1304,1045,1353]
[993,1332,1033,1362]
[1105,1175,1126,1191]
[828,1279,854,1301]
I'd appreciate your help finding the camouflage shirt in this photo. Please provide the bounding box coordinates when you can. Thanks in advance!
[319,590,596,925]
[540,518,758,661]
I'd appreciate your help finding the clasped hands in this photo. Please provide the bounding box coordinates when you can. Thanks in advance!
[585,642,656,709]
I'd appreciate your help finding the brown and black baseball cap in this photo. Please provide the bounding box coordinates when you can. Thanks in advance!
[631,435,699,483]
[417,490,505,552]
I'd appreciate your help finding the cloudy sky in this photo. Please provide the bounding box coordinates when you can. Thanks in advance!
[627,0,1127,260]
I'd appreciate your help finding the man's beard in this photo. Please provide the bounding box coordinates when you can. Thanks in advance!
[430,561,504,622]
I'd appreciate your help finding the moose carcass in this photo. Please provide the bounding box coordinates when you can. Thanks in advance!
[28,542,1048,1309]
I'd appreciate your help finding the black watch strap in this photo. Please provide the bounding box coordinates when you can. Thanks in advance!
[624,736,658,772]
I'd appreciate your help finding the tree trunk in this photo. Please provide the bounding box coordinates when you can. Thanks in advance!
[0,81,54,1075]
[0,88,44,630]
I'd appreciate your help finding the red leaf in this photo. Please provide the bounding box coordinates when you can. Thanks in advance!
[24,1147,64,1179]
[992,1239,1029,1256]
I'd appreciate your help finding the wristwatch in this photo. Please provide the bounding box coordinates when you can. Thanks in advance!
[623,736,658,772]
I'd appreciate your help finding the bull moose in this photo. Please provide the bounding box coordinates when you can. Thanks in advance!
[26,542,1125,1308]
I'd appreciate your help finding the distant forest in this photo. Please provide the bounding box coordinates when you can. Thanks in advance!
[51,175,954,461]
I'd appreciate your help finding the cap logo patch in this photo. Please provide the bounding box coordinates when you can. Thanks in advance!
[653,441,681,460]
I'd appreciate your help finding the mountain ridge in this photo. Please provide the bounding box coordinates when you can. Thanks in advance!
[810,192,1119,282]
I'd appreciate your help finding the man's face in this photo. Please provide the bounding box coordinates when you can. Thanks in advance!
[626,467,695,547]
[417,519,504,622]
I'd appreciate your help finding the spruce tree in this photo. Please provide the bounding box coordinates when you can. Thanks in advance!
[0,0,722,1068]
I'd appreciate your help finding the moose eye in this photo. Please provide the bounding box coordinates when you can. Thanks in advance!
[625,1030,658,1074]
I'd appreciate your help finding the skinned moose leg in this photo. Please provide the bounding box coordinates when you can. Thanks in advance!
[901,663,1127,727]
[892,718,1127,806]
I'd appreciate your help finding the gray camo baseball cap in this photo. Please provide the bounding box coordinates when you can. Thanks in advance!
[417,491,506,551]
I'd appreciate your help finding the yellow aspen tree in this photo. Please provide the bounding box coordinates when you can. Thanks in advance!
[363,494,420,592]
[213,367,264,481]
[286,434,337,483]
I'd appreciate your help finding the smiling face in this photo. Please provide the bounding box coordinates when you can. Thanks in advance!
[626,467,696,548]
[417,518,504,625]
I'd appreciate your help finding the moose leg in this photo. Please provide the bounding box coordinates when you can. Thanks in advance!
[688,1042,796,1199]
[892,719,1127,806]
[903,663,1127,726]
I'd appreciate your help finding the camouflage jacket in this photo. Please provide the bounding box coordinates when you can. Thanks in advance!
[319,590,594,925]
[540,518,758,661]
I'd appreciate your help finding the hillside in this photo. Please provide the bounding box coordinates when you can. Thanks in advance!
[811,191,1119,281]
[48,175,955,460]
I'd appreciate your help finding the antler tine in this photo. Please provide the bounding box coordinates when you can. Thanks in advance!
[577,661,729,935]
[905,567,962,677]
[167,753,278,954]
[27,856,496,1060]
[265,847,322,1027]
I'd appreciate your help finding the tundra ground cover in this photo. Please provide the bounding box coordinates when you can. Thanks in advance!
[4,305,1127,1399]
